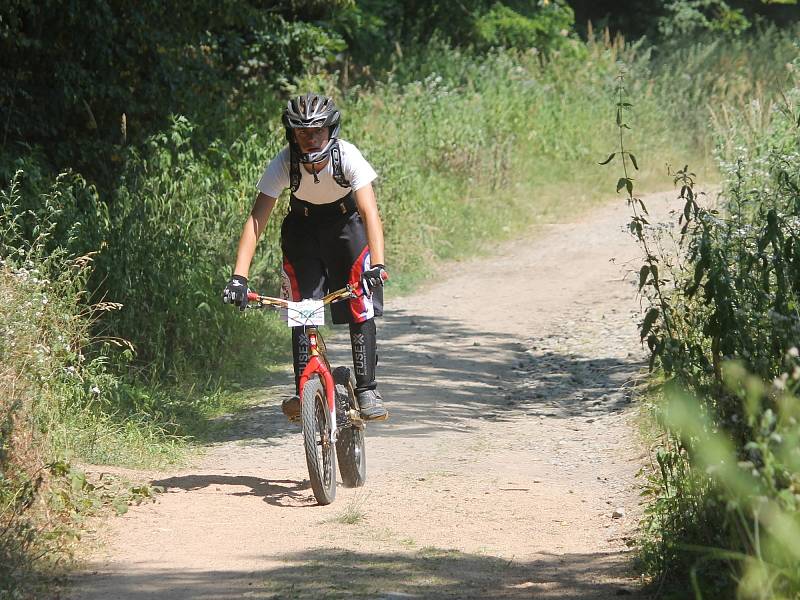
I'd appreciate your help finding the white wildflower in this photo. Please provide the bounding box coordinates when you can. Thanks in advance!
[773,373,788,390]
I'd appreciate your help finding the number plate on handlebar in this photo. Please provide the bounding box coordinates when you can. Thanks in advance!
[286,299,325,327]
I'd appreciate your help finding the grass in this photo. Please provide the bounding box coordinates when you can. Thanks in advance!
[327,492,370,526]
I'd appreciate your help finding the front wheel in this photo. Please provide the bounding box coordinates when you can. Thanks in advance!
[302,377,336,505]
[333,366,367,488]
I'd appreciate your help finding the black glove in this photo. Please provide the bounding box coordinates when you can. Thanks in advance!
[360,264,387,297]
[222,274,249,310]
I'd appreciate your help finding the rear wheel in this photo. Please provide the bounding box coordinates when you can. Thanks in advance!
[333,366,367,488]
[301,377,336,505]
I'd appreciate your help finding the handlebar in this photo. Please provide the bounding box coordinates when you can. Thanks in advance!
[245,269,387,310]
[246,283,358,309]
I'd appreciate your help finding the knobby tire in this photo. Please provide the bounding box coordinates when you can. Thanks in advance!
[302,377,336,505]
[333,366,367,488]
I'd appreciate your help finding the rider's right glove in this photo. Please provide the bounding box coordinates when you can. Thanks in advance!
[222,274,249,311]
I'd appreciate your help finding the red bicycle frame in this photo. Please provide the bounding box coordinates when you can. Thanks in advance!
[247,285,357,420]
[298,329,336,413]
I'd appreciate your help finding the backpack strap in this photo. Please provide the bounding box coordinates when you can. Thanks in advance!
[289,147,301,193]
[330,140,351,189]
[288,140,351,192]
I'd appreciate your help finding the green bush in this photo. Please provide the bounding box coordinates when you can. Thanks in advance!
[0,171,115,595]
[645,61,800,396]
[658,0,751,38]
[619,43,800,599]
[643,364,800,599]
[473,2,576,53]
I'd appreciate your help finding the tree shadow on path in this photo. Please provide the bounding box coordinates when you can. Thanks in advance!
[72,548,644,599]
[211,307,644,443]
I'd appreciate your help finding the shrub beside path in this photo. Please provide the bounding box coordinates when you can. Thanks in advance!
[67,192,681,599]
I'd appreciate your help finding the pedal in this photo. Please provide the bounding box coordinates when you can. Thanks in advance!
[362,411,388,422]
[348,409,365,429]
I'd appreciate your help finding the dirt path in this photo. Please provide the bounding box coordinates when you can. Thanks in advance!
[67,192,679,600]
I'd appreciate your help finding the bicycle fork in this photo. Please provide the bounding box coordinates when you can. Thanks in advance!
[297,327,338,443]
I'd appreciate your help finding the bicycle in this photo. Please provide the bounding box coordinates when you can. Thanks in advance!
[246,284,368,505]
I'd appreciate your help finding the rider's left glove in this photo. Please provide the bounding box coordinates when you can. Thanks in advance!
[222,274,250,311]
[360,264,387,298]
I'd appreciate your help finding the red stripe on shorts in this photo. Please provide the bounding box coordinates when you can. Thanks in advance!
[348,245,372,323]
[282,258,302,302]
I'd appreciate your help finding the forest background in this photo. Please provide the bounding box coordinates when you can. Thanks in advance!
[2,1,800,598]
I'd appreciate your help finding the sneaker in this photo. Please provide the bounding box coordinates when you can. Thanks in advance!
[282,395,301,421]
[356,389,388,421]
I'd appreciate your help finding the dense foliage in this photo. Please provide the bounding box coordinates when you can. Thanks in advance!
[616,48,800,598]
[1,174,124,594]
[571,0,800,39]
[0,0,350,185]
[2,0,800,596]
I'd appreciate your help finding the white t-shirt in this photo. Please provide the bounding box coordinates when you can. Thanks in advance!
[256,139,377,205]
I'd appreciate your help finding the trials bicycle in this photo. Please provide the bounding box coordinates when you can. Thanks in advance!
[246,284,367,505]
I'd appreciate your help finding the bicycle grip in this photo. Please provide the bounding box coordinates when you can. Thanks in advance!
[247,291,259,301]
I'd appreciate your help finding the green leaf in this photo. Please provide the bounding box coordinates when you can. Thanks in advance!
[625,178,633,195]
[640,307,659,340]
[629,153,638,170]
[617,177,627,193]
[639,265,649,290]
[112,497,129,515]
[647,334,658,352]
[598,153,616,165]
[650,264,659,284]
[687,257,705,295]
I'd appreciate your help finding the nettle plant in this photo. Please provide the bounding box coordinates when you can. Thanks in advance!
[604,70,800,400]
[598,70,679,371]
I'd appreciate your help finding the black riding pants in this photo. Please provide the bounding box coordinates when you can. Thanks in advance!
[281,194,381,394]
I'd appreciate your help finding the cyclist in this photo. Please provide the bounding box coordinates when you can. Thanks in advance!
[223,92,388,422]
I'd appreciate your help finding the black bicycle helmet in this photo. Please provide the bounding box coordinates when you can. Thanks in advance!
[282,93,341,165]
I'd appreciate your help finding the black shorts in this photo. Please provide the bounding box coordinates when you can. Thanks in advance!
[280,194,384,325]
